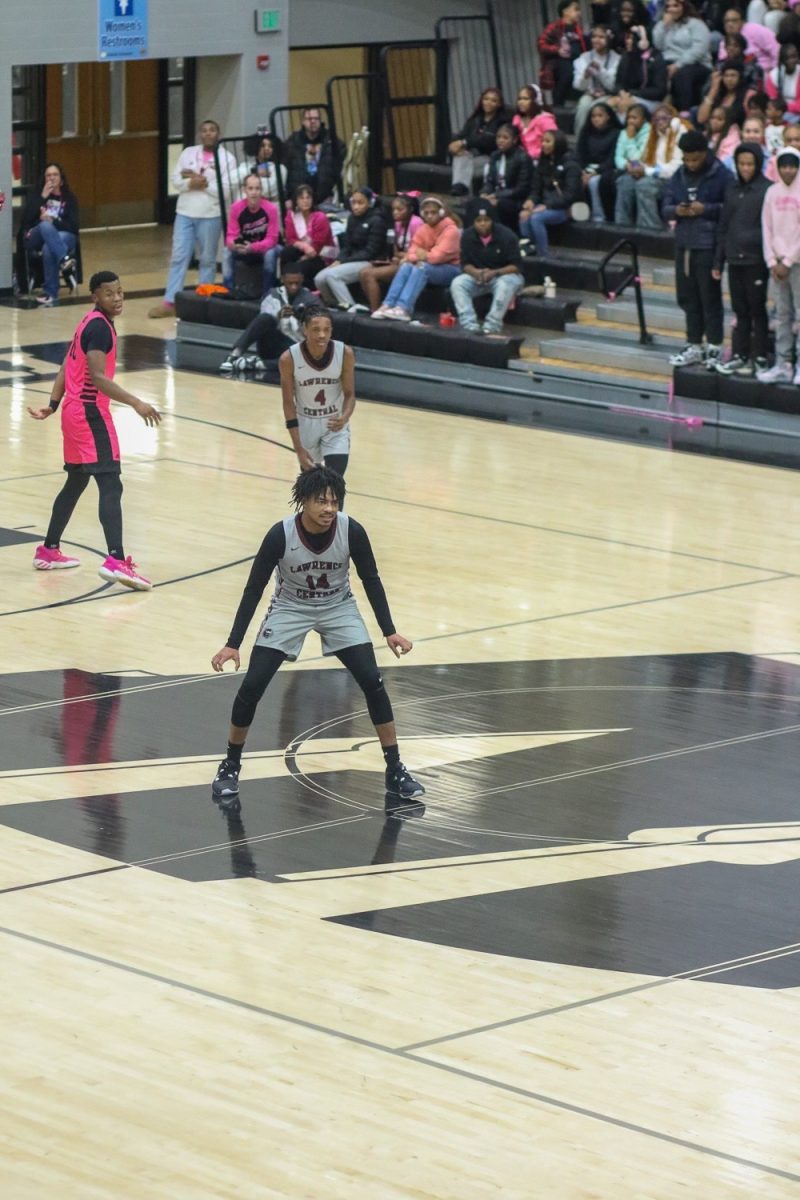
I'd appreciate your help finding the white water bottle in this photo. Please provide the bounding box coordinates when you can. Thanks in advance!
[544,276,556,300]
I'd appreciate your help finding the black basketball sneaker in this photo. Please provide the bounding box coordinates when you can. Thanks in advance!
[385,761,425,800]
[212,758,241,798]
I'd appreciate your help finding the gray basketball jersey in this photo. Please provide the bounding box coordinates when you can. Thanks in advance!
[290,340,348,452]
[272,512,352,609]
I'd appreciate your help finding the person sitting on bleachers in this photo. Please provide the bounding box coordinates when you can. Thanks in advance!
[575,101,622,221]
[615,103,685,226]
[723,112,769,168]
[358,194,423,312]
[696,60,752,134]
[766,43,800,119]
[371,197,461,321]
[518,130,583,254]
[21,162,79,307]
[652,0,712,112]
[613,102,652,220]
[748,0,791,38]
[706,105,743,159]
[219,264,316,375]
[223,174,280,297]
[611,0,653,49]
[512,84,558,163]
[314,187,388,311]
[765,95,789,151]
[284,108,345,205]
[538,0,589,105]
[573,26,622,134]
[447,87,509,197]
[718,8,779,72]
[279,184,336,286]
[721,31,764,90]
[480,124,534,230]
[252,133,287,204]
[611,23,669,118]
[450,198,524,335]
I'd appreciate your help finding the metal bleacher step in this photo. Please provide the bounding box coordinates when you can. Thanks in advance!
[536,331,675,376]
[596,298,687,333]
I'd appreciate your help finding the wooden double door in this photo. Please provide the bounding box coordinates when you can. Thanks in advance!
[46,60,159,227]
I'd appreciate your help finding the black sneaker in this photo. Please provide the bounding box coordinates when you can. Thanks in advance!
[212,757,241,798]
[385,761,425,799]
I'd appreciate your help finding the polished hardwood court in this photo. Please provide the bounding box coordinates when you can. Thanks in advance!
[1,289,799,1198]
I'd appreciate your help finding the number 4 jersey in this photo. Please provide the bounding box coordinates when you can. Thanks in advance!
[289,339,351,459]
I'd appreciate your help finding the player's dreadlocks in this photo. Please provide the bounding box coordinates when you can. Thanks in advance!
[292,465,346,510]
[302,304,332,327]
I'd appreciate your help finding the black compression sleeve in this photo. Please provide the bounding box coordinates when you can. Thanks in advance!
[226,522,286,649]
[80,316,114,355]
[348,519,396,637]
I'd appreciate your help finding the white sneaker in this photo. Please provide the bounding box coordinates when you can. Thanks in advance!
[756,361,793,383]
[386,307,411,322]
[669,344,703,367]
[371,305,392,320]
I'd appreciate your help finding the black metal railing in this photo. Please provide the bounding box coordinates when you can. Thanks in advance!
[325,73,395,194]
[268,103,343,211]
[598,238,652,346]
[380,40,444,179]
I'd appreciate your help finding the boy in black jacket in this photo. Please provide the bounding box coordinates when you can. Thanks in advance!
[314,187,387,310]
[663,130,733,369]
[712,142,772,376]
[450,198,524,334]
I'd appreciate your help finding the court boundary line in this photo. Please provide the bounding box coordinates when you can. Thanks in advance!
[0,920,797,1185]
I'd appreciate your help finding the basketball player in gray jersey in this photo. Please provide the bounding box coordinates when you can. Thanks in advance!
[280,306,355,477]
[210,465,424,805]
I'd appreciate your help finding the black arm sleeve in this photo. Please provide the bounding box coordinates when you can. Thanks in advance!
[226,522,286,649]
[348,519,396,637]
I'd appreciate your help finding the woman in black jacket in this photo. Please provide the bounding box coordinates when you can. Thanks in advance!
[314,186,388,309]
[480,124,534,231]
[448,86,510,196]
[712,142,772,376]
[613,26,668,115]
[518,130,583,255]
[575,101,621,220]
[21,162,79,306]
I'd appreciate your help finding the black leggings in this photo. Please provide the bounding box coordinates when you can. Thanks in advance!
[231,641,393,731]
[234,312,293,362]
[728,263,769,361]
[323,453,348,478]
[45,470,124,558]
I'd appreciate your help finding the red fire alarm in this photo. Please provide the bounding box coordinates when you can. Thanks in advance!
[257,54,270,70]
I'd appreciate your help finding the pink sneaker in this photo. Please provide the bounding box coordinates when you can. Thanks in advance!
[33,544,80,570]
[98,554,152,591]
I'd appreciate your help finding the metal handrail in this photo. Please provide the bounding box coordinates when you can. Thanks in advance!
[598,237,652,346]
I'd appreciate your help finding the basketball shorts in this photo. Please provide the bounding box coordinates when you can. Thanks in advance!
[254,594,370,661]
[62,401,121,474]
[299,422,351,464]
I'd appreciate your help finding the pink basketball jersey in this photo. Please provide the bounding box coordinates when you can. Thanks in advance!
[63,309,117,416]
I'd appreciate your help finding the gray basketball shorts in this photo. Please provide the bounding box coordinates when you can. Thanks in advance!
[299,422,351,463]
[254,595,370,661]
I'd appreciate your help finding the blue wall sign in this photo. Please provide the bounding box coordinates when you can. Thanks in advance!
[98,0,149,60]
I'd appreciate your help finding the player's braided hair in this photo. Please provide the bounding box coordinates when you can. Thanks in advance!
[302,304,332,327]
[292,465,346,510]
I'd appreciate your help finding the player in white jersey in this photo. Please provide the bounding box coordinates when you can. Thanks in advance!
[210,465,425,806]
[280,306,355,476]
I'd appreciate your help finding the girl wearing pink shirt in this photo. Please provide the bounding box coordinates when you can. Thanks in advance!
[512,84,558,163]
[358,193,423,312]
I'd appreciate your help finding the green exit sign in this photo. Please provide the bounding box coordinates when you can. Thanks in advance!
[255,8,281,32]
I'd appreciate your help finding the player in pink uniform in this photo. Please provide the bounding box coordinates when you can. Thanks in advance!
[27,271,161,590]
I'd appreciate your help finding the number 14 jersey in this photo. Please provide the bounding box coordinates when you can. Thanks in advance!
[289,339,350,458]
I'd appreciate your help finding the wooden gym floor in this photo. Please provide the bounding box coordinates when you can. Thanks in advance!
[1,270,799,1197]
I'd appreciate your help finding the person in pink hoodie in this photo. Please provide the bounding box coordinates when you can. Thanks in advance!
[758,147,800,384]
[223,174,280,296]
[371,197,461,321]
[512,83,558,163]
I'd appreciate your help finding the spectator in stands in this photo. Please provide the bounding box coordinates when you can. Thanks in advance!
[314,187,388,310]
[252,134,287,204]
[284,108,345,205]
[724,111,768,167]
[758,146,800,382]
[612,24,669,117]
[663,129,732,367]
[775,7,800,49]
[518,130,582,254]
[766,43,800,118]
[573,26,622,134]
[652,0,712,112]
[613,103,652,209]
[711,142,771,375]
[706,105,743,158]
[538,0,589,105]
[219,265,316,375]
[765,95,790,151]
[358,194,423,312]
[149,120,237,319]
[448,87,509,197]
[696,61,752,131]
[371,197,460,321]
[450,198,525,334]
[575,101,622,220]
[20,162,79,307]
[480,124,534,230]
[223,174,280,297]
[280,184,336,286]
[512,84,558,162]
[611,0,652,48]
[766,120,800,177]
[718,8,779,72]
[721,31,764,89]
[616,103,685,225]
